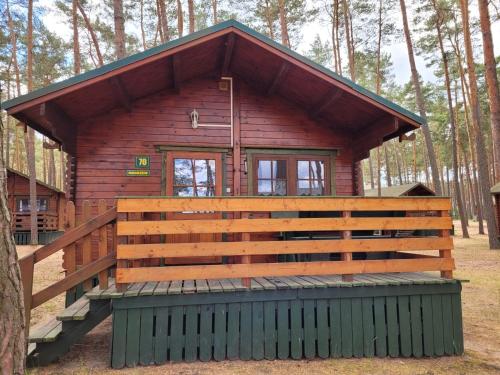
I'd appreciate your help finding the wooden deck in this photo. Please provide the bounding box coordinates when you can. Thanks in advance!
[87,272,457,300]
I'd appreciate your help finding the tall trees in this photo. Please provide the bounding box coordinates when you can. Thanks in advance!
[399,0,442,195]
[188,0,195,33]
[113,0,126,59]
[72,0,81,75]
[278,0,290,47]
[177,0,184,37]
[459,0,499,249]
[478,0,500,181]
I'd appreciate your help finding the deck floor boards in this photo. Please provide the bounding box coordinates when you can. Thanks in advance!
[87,273,457,299]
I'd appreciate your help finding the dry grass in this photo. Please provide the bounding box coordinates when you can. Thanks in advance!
[23,220,500,374]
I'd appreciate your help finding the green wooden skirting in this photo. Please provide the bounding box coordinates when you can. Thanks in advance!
[110,278,463,368]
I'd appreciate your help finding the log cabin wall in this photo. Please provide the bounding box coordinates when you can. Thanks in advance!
[75,76,355,215]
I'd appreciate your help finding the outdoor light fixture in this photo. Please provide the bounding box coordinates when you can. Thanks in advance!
[190,109,199,129]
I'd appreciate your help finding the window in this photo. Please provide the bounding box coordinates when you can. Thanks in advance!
[256,159,287,196]
[252,154,331,196]
[16,197,49,212]
[173,158,216,197]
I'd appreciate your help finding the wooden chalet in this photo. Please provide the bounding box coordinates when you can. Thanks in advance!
[491,182,500,237]
[3,21,462,366]
[7,167,66,244]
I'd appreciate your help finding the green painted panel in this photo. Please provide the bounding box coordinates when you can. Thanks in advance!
[386,296,399,357]
[451,293,464,354]
[184,305,199,362]
[329,299,342,358]
[303,300,316,359]
[139,308,154,365]
[398,296,412,357]
[361,298,375,357]
[277,301,290,359]
[111,309,127,368]
[351,297,363,358]
[432,294,444,356]
[240,302,252,360]
[410,295,423,357]
[214,304,227,361]
[316,299,329,359]
[252,302,265,360]
[374,296,387,357]
[199,304,213,362]
[153,307,169,364]
[441,294,454,355]
[169,306,184,362]
[264,301,277,360]
[421,295,434,356]
[227,303,240,360]
[341,298,353,358]
[125,309,141,367]
[290,300,303,359]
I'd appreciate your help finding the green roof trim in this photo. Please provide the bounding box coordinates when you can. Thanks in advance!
[491,182,500,194]
[2,20,424,125]
[364,183,435,197]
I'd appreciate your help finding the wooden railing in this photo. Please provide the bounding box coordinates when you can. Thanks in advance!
[18,201,117,329]
[115,196,454,290]
[13,212,59,232]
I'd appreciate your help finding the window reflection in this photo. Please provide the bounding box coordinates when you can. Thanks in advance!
[297,160,325,196]
[173,158,216,197]
[257,160,287,196]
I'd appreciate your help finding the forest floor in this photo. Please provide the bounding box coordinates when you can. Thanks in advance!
[19,220,500,375]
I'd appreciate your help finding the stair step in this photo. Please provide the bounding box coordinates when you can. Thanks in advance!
[27,343,36,356]
[57,296,90,321]
[29,318,62,343]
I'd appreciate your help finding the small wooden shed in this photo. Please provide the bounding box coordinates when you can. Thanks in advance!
[491,182,500,236]
[364,183,436,197]
[7,167,65,244]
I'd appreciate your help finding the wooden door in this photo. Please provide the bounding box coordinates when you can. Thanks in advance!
[165,151,223,264]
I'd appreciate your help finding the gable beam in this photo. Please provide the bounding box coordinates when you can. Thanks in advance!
[38,102,77,154]
[109,76,132,112]
[172,54,181,92]
[267,62,290,96]
[353,116,399,160]
[221,33,236,76]
[309,89,343,119]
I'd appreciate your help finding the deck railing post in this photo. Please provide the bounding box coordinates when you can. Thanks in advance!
[116,216,128,292]
[439,210,453,279]
[341,210,354,282]
[98,199,109,289]
[241,212,251,288]
[19,253,34,334]
[82,200,93,291]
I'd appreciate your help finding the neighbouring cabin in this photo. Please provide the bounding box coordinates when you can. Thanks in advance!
[5,21,462,367]
[491,182,500,237]
[364,183,436,197]
[7,167,66,245]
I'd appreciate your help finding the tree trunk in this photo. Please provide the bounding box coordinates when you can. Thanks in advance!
[432,0,469,237]
[333,0,342,74]
[478,0,500,181]
[278,0,290,47]
[342,0,355,81]
[72,0,81,75]
[177,0,184,37]
[384,144,392,187]
[26,0,38,246]
[212,0,218,24]
[460,0,499,248]
[188,0,195,33]
[140,0,147,49]
[78,2,104,65]
[0,111,26,375]
[376,146,382,196]
[113,0,126,59]
[394,143,403,185]
[368,153,375,189]
[158,0,169,42]
[399,0,442,195]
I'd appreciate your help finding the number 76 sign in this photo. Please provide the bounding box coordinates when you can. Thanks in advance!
[135,156,150,168]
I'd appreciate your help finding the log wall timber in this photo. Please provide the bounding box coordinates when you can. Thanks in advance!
[75,77,354,212]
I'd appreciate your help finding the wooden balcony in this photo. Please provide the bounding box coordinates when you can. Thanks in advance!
[115,196,454,290]
[13,211,59,232]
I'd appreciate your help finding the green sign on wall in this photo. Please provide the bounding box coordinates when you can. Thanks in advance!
[135,156,150,168]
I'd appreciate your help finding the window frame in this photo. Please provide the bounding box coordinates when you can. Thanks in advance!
[16,196,50,213]
[248,149,336,196]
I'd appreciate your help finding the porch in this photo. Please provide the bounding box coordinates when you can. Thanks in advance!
[20,195,461,366]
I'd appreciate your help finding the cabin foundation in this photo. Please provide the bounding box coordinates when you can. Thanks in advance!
[104,275,463,367]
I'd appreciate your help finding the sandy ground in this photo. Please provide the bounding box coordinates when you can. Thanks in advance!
[21,220,500,375]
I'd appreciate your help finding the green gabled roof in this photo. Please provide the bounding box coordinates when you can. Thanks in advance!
[364,183,435,197]
[1,20,424,126]
[491,182,500,194]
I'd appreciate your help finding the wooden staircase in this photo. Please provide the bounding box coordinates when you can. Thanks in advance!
[27,287,113,366]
